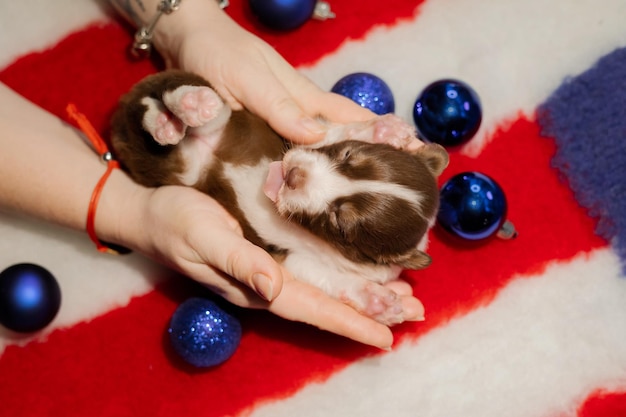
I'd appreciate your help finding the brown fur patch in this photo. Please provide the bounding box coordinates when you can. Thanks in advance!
[216,110,286,166]
[110,71,213,187]
[294,192,427,266]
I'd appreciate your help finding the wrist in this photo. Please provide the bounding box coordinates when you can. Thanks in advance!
[110,0,229,64]
[93,168,154,253]
[157,0,227,66]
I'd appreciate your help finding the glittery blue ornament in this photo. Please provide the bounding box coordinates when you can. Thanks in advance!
[331,72,395,115]
[0,263,61,333]
[437,172,508,241]
[249,0,317,31]
[413,79,482,146]
[168,297,242,368]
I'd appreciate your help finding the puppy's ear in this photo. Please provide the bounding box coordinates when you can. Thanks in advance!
[414,143,449,177]
[386,249,432,270]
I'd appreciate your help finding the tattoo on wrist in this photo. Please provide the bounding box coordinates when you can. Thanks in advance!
[135,0,146,12]
[112,0,144,25]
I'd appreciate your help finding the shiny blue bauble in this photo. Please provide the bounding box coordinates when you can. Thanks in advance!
[413,79,482,146]
[0,263,62,333]
[168,297,242,368]
[331,72,395,115]
[437,172,507,241]
[249,0,317,31]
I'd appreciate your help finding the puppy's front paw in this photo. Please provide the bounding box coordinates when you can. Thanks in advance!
[370,114,418,149]
[339,114,419,150]
[163,85,224,128]
[342,282,404,326]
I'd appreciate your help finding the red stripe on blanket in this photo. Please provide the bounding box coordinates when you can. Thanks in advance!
[578,390,626,417]
[403,115,607,335]
[231,0,426,66]
[0,280,371,417]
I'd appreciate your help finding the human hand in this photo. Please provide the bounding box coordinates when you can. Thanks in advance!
[155,2,375,145]
[126,185,423,349]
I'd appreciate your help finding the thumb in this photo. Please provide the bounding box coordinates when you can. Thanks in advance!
[197,229,285,302]
[233,75,328,144]
[259,95,328,145]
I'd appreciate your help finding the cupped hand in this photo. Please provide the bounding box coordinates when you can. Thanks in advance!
[269,276,425,349]
[133,185,423,349]
[136,184,282,306]
[169,14,375,145]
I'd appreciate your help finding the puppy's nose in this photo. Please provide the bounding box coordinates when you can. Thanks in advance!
[286,166,306,190]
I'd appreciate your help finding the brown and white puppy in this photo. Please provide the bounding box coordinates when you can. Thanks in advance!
[111,70,448,325]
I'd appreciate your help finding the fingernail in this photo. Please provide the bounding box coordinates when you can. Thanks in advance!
[300,117,326,135]
[380,346,392,352]
[406,314,426,322]
[252,273,274,302]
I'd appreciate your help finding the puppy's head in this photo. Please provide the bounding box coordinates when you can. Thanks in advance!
[264,140,449,269]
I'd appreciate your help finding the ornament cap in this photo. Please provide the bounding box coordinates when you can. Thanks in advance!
[313,1,336,20]
[496,220,518,240]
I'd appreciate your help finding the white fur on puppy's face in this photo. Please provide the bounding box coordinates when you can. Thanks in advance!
[270,147,424,218]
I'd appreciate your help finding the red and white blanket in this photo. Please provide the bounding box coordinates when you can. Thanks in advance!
[1,1,625,416]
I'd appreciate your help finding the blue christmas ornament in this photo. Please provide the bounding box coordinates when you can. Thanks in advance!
[0,263,62,333]
[168,297,242,368]
[413,79,482,146]
[249,0,317,31]
[331,72,395,115]
[437,172,509,241]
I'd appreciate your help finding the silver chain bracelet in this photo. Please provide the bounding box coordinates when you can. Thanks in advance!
[132,0,229,59]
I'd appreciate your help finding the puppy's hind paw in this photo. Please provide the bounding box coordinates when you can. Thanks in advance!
[141,97,186,146]
[163,85,225,128]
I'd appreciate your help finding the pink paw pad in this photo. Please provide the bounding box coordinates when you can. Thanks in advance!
[153,111,185,145]
[372,114,417,149]
[164,86,223,128]
[356,283,405,326]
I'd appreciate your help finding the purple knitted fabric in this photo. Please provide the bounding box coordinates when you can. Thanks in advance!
[538,47,626,272]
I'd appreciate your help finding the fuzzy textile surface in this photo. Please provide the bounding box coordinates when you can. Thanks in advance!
[538,48,626,274]
[1,1,626,417]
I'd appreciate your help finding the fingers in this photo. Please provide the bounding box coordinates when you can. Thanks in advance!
[236,76,328,144]
[384,279,413,295]
[401,295,425,322]
[270,79,377,144]
[268,276,395,349]
[215,238,284,302]
[177,192,286,302]
[306,89,375,124]
[230,57,375,144]
[264,52,375,123]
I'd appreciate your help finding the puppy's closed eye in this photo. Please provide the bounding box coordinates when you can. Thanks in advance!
[340,147,352,162]
[329,198,360,241]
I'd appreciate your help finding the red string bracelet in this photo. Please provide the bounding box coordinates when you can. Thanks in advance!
[66,103,128,255]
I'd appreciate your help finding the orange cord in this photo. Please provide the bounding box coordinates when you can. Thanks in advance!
[66,103,122,254]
